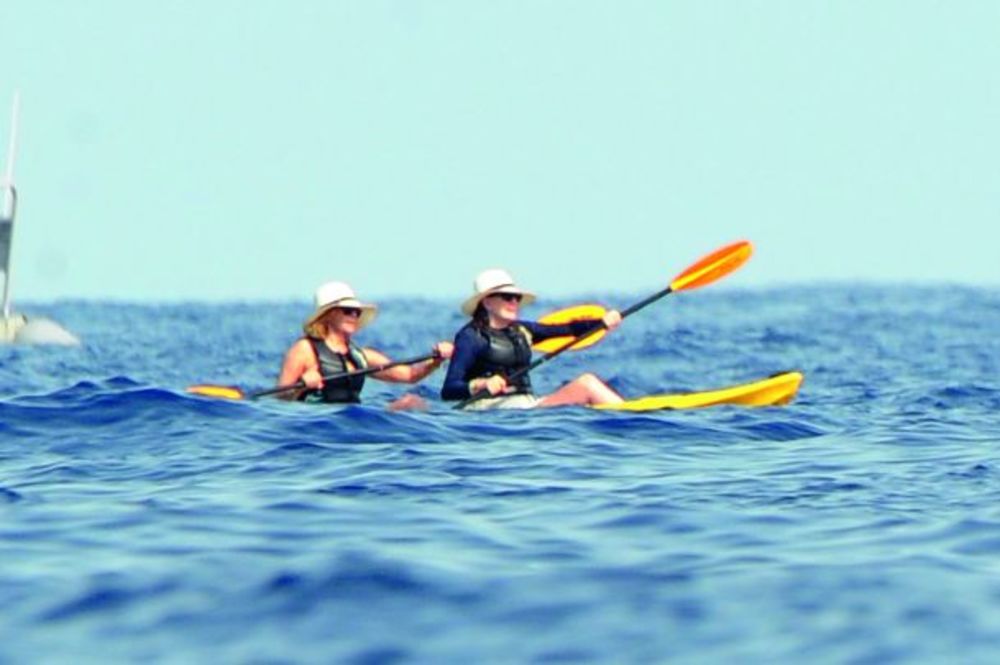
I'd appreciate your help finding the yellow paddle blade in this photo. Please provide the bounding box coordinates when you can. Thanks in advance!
[186,384,246,400]
[669,240,753,293]
[533,303,608,353]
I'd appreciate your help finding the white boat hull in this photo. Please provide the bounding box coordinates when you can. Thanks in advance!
[2,314,79,346]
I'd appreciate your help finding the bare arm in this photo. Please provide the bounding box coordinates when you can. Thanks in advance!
[277,339,321,399]
[364,342,452,384]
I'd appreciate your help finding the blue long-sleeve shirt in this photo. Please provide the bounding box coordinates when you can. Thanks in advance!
[440,319,599,400]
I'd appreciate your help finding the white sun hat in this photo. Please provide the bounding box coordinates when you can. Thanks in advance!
[461,268,536,316]
[303,281,378,333]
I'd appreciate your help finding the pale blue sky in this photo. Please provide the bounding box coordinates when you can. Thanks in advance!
[2,1,998,302]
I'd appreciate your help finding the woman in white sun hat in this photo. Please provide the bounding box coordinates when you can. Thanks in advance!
[278,281,453,404]
[441,269,624,409]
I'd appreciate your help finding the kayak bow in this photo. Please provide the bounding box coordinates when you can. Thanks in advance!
[593,371,803,412]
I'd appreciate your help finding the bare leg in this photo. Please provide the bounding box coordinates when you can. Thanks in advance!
[387,393,430,411]
[537,373,624,408]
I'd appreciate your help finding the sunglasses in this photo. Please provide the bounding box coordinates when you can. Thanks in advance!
[336,307,363,318]
[494,293,522,303]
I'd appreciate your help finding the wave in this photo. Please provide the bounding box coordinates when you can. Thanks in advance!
[3,288,1000,662]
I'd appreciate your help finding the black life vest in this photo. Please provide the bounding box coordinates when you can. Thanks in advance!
[469,324,534,394]
[300,337,368,404]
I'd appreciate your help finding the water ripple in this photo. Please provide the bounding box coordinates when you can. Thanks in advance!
[3,288,1000,662]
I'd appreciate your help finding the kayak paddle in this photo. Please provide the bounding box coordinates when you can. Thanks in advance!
[187,351,440,401]
[532,304,609,352]
[186,302,604,402]
[455,239,754,409]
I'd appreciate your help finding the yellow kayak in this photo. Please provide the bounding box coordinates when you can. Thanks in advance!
[593,371,804,412]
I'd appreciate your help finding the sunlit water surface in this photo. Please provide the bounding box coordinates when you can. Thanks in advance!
[2,286,999,663]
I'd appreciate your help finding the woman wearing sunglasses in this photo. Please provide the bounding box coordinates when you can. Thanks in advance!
[278,281,452,404]
[441,269,624,410]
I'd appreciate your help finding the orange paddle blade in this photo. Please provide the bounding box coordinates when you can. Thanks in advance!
[669,240,753,292]
[186,384,246,400]
[533,303,608,353]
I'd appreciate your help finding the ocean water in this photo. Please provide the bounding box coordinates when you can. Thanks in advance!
[2,285,999,663]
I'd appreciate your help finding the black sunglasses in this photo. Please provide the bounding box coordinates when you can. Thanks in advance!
[337,307,363,317]
[494,293,522,303]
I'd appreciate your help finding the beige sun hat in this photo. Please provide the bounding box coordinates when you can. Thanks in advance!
[461,268,536,316]
[303,281,377,334]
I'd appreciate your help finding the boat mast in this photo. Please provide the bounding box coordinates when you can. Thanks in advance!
[1,90,20,319]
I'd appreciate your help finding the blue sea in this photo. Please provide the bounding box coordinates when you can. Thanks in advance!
[2,285,999,663]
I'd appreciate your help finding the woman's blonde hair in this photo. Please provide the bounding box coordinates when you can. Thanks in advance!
[303,308,335,338]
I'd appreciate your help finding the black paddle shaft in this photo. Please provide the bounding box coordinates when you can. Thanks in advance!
[455,285,674,409]
[251,351,439,399]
